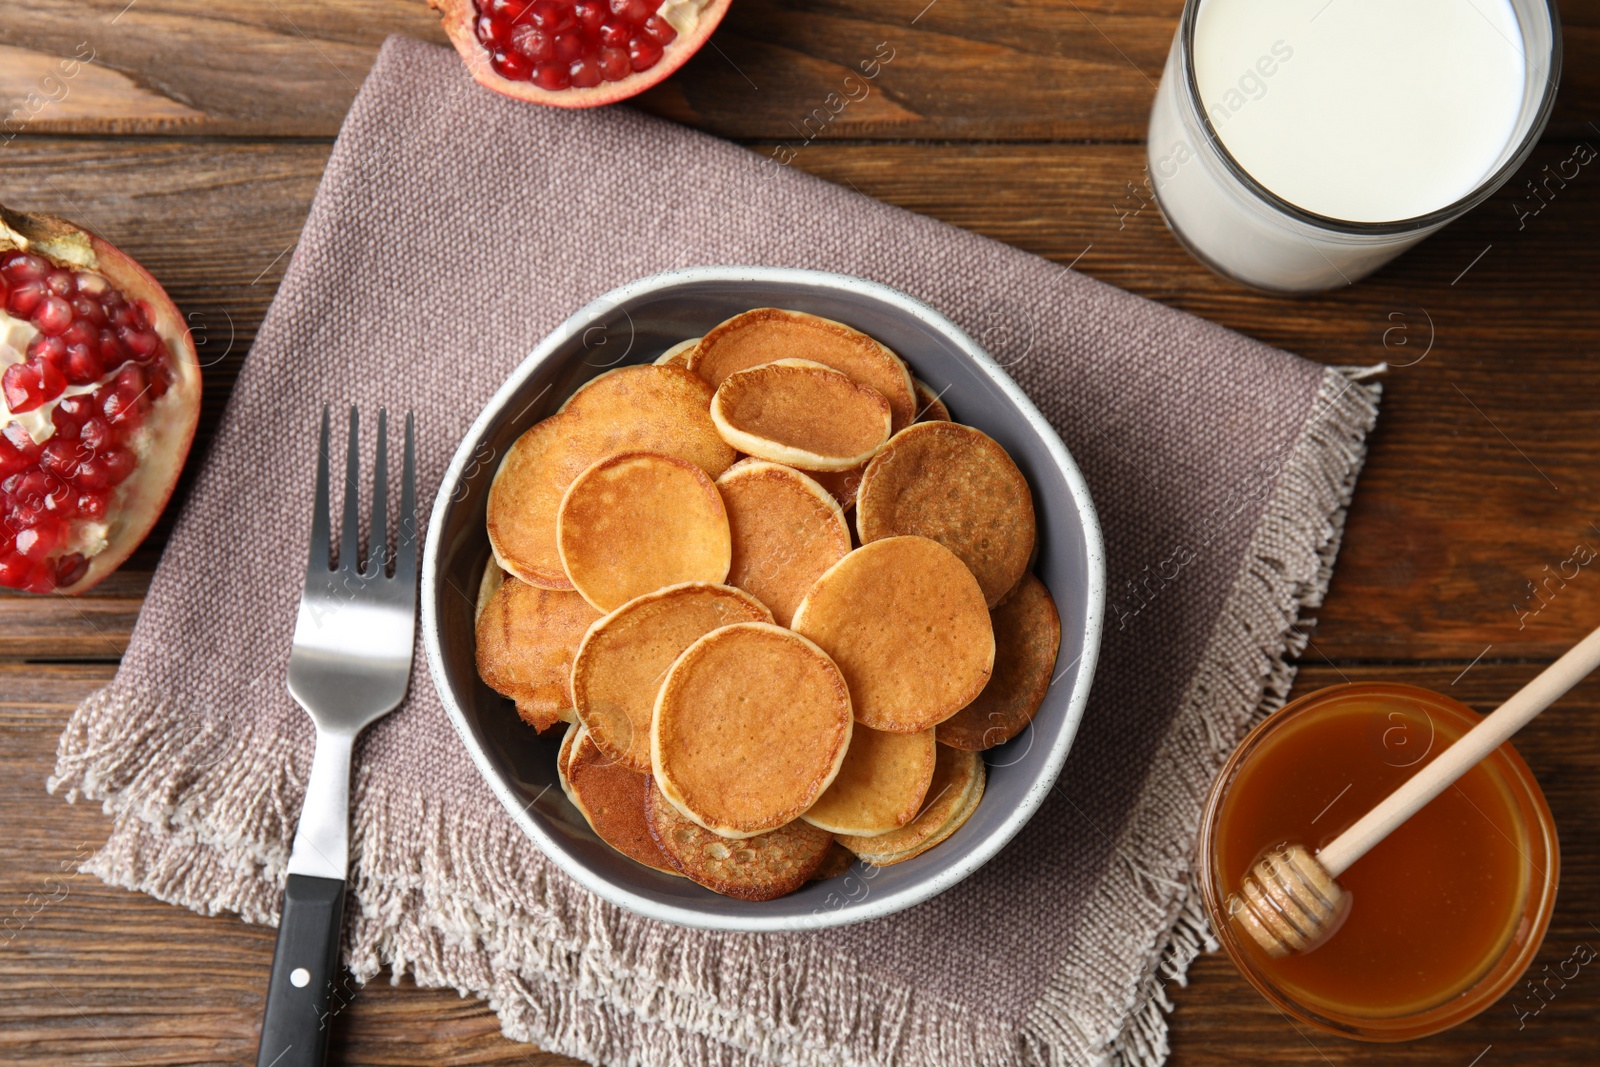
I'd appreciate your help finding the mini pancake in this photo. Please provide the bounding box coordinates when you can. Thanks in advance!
[856,421,1036,608]
[474,558,505,623]
[801,726,936,836]
[571,582,771,772]
[710,359,892,472]
[557,721,582,784]
[652,622,853,838]
[560,727,681,875]
[913,379,952,423]
[688,308,917,431]
[715,459,851,627]
[838,745,985,865]
[556,451,732,612]
[653,337,700,369]
[475,576,601,732]
[791,536,993,733]
[486,364,735,588]
[937,573,1061,751]
[644,780,835,900]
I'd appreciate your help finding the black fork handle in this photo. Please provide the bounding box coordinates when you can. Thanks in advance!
[256,874,345,1067]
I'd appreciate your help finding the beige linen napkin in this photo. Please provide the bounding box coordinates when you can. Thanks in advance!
[51,36,1380,1067]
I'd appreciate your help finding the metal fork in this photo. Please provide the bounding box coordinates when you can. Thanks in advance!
[256,407,417,1067]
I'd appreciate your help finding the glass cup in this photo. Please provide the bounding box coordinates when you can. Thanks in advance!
[1197,682,1558,1040]
[1147,0,1562,292]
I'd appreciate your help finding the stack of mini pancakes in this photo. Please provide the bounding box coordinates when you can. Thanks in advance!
[475,308,1061,901]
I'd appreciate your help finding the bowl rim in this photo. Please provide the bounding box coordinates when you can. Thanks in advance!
[422,265,1106,931]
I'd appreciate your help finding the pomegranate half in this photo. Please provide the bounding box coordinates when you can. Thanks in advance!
[431,0,732,107]
[0,203,201,595]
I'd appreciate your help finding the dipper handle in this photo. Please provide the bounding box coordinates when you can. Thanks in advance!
[1318,624,1600,878]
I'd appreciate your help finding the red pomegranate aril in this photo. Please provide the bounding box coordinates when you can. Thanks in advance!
[119,324,160,362]
[51,395,92,438]
[628,33,663,71]
[71,295,106,326]
[597,45,631,80]
[534,61,571,90]
[553,30,584,61]
[14,519,62,561]
[642,13,676,44]
[27,332,67,366]
[609,0,650,20]
[0,438,30,479]
[66,343,104,385]
[530,0,576,32]
[33,294,74,336]
[72,455,109,492]
[490,49,534,80]
[0,554,28,589]
[1,252,48,283]
[74,271,109,299]
[2,422,39,459]
[55,552,89,587]
[102,448,136,487]
[598,19,630,47]
[487,0,532,19]
[16,468,52,502]
[44,269,75,297]
[574,0,606,30]
[149,362,173,400]
[8,279,45,318]
[59,319,97,349]
[40,438,80,479]
[569,55,602,87]
[79,416,114,453]
[3,359,64,414]
[76,492,107,521]
[98,328,130,372]
[510,24,553,60]
[477,14,511,48]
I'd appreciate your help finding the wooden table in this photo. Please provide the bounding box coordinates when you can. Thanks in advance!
[3,2,1598,1063]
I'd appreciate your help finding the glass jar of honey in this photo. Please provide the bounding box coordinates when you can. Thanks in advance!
[1197,682,1558,1040]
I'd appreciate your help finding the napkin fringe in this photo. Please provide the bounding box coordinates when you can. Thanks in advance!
[1022,365,1381,1067]
[49,365,1379,1067]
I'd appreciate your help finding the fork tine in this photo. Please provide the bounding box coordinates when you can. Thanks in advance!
[307,406,333,572]
[366,410,389,578]
[339,407,361,573]
[393,411,417,584]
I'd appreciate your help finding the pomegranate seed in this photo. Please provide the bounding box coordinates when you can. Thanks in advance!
[102,448,136,487]
[490,49,534,80]
[569,55,602,88]
[77,493,107,521]
[598,46,631,80]
[0,553,30,589]
[79,417,114,453]
[15,519,62,561]
[0,253,48,283]
[3,359,64,414]
[530,1,576,32]
[575,0,606,30]
[73,455,109,491]
[476,14,511,48]
[598,19,630,47]
[554,31,584,61]
[2,423,39,461]
[60,319,96,348]
[41,439,81,479]
[609,0,649,20]
[8,279,45,318]
[27,333,68,369]
[55,552,89,587]
[44,269,75,297]
[0,438,30,479]
[487,0,532,19]
[534,61,571,90]
[33,295,74,336]
[98,328,130,372]
[642,13,676,44]
[74,271,109,298]
[628,33,663,71]
[65,343,104,384]
[148,363,173,400]
[111,304,141,332]
[509,24,553,60]
[51,396,92,439]
[72,296,107,326]
[119,325,160,362]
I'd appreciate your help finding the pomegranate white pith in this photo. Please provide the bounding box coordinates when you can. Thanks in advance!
[0,204,200,595]
[431,0,731,107]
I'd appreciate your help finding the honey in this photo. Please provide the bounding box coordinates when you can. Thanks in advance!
[1200,682,1558,1038]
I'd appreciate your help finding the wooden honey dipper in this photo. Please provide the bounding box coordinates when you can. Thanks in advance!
[1231,625,1600,957]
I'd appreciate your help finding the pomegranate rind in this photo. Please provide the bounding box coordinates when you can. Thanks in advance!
[430,0,733,109]
[0,203,202,596]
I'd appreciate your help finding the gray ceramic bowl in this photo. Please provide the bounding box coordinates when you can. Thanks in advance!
[422,267,1104,931]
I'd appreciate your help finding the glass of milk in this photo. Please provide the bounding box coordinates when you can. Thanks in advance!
[1147,0,1562,292]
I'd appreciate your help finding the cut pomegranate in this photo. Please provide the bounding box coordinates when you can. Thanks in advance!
[1,202,201,595]
[430,0,731,108]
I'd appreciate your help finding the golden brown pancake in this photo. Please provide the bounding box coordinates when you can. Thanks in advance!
[571,582,771,772]
[644,779,835,900]
[556,451,732,612]
[485,364,735,587]
[838,745,985,865]
[809,464,865,513]
[688,308,917,431]
[710,359,892,471]
[560,727,681,875]
[652,622,853,837]
[913,379,952,423]
[475,575,601,732]
[810,841,856,881]
[653,337,700,369]
[557,721,581,782]
[937,573,1061,751]
[856,421,1036,608]
[715,459,851,627]
[791,536,993,733]
[801,726,936,836]
[475,558,506,622]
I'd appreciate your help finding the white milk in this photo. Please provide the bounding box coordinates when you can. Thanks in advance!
[1147,0,1550,290]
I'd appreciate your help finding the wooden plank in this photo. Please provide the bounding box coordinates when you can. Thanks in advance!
[0,1,1594,141]
[4,662,1595,1064]
[1,137,1597,662]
